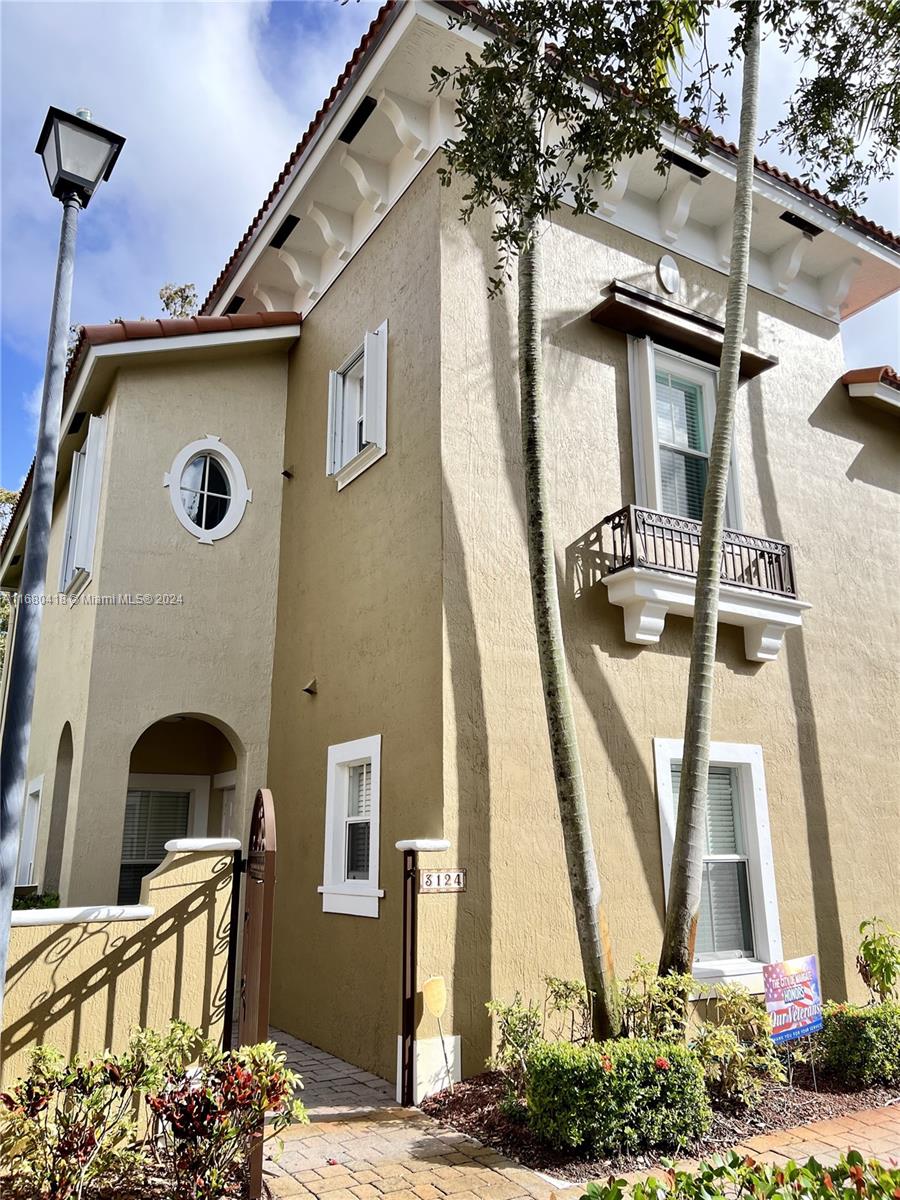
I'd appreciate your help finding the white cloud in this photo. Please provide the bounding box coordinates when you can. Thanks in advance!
[1,0,378,364]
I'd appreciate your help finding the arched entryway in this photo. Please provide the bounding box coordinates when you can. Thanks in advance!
[44,722,74,894]
[118,714,241,903]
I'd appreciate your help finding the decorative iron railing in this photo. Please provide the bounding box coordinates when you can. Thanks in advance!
[598,505,798,599]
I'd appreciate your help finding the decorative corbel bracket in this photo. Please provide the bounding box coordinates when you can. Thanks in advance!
[715,217,734,269]
[658,174,702,245]
[306,201,353,263]
[276,248,323,304]
[377,89,430,162]
[594,162,632,218]
[821,256,862,319]
[340,149,389,215]
[770,232,810,296]
[251,282,292,313]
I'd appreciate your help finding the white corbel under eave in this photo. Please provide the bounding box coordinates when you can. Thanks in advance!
[602,566,811,662]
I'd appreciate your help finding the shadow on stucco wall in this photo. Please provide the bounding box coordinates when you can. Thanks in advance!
[746,371,847,999]
[443,482,494,1075]
[1,853,231,1085]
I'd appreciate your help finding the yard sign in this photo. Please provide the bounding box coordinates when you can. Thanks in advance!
[762,955,823,1044]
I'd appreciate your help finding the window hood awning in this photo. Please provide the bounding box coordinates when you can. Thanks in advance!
[590,281,778,380]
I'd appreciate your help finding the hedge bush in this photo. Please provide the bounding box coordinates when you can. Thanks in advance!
[820,1000,900,1087]
[526,1038,711,1153]
[579,1149,900,1200]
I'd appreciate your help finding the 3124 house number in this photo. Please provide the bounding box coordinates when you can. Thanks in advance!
[418,868,466,894]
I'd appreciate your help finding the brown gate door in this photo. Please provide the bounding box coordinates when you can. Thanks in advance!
[238,787,277,1047]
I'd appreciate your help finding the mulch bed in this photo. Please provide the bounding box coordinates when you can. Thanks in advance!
[420,1066,900,1183]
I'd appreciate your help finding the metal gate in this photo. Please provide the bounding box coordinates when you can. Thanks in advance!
[222,788,277,1200]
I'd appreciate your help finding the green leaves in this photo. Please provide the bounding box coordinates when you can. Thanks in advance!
[431,0,715,292]
[578,1149,900,1200]
[820,999,900,1088]
[856,917,900,1003]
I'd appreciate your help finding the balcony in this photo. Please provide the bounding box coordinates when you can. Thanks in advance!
[591,505,810,662]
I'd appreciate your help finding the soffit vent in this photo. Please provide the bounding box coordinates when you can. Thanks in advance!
[779,210,823,238]
[67,411,86,435]
[661,149,710,180]
[224,295,245,315]
[270,214,300,250]
[338,95,377,145]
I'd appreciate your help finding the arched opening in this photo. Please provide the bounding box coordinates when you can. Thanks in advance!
[119,714,240,904]
[44,722,74,895]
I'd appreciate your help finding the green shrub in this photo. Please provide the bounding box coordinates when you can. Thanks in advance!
[526,1038,711,1153]
[485,994,542,1094]
[620,956,696,1040]
[12,891,60,910]
[542,976,592,1044]
[690,984,783,1108]
[579,1149,900,1200]
[820,1000,900,1087]
[857,917,900,1002]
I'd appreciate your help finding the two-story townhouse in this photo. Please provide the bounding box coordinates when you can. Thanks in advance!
[2,0,898,1098]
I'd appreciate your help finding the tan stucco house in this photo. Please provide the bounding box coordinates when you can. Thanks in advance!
[2,0,898,1099]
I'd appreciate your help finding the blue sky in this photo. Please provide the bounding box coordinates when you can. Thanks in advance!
[2,1,898,492]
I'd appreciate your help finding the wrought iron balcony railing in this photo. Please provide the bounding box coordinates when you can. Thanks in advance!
[599,505,798,599]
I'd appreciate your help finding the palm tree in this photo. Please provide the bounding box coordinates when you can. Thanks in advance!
[658,2,761,975]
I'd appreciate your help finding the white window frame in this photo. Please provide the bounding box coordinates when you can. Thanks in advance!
[59,414,107,594]
[213,769,238,839]
[163,436,251,545]
[654,739,782,988]
[319,734,383,917]
[326,320,388,490]
[16,776,43,887]
[628,338,743,529]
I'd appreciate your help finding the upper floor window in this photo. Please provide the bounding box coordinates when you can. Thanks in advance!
[164,436,251,545]
[628,338,742,528]
[654,738,782,985]
[60,414,106,593]
[319,734,383,917]
[326,320,388,489]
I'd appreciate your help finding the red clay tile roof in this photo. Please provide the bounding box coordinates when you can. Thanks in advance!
[842,365,900,392]
[200,0,900,317]
[2,311,301,560]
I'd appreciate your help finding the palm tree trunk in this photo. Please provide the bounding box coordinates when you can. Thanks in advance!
[518,216,619,1038]
[659,1,761,976]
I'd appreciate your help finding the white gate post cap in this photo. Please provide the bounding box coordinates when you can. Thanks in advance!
[395,838,450,853]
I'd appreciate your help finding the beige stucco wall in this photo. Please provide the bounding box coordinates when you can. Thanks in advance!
[1,846,233,1085]
[25,351,288,906]
[266,164,444,1082]
[433,184,900,1075]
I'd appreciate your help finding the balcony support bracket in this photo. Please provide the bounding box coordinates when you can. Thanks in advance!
[602,566,810,663]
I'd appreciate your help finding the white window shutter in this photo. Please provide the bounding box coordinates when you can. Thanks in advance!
[60,448,86,588]
[73,415,106,573]
[362,320,388,450]
[326,370,339,475]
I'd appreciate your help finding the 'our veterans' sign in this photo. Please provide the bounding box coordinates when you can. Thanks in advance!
[762,956,824,1045]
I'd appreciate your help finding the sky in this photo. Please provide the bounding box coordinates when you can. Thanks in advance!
[1,0,898,492]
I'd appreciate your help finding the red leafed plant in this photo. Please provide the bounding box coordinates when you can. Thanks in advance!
[0,1021,306,1200]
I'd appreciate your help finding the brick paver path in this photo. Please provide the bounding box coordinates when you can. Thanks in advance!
[264,1031,900,1199]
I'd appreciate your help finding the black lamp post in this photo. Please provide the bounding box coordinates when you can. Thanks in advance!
[0,107,125,1022]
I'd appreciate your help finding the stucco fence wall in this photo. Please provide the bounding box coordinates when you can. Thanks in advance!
[1,838,239,1086]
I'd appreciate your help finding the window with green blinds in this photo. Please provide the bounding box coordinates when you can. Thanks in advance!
[655,367,710,520]
[118,789,190,904]
[670,764,755,960]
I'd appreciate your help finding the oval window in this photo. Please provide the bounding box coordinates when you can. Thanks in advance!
[164,437,251,545]
[180,453,232,531]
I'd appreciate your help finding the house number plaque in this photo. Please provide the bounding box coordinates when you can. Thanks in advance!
[418,868,466,894]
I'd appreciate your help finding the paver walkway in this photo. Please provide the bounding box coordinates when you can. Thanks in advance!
[264,1031,900,1199]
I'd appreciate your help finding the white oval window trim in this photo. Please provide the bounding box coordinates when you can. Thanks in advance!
[163,436,252,545]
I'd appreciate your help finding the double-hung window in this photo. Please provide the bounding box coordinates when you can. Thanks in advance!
[320,734,383,917]
[326,320,388,489]
[654,739,782,985]
[60,414,106,592]
[628,339,741,527]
